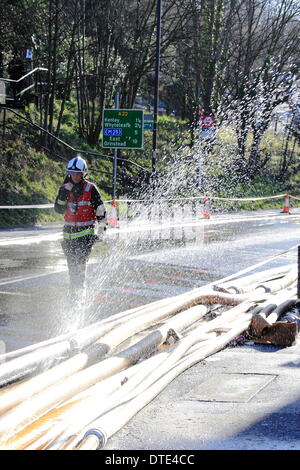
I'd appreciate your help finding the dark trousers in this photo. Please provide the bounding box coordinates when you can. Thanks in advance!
[61,235,96,294]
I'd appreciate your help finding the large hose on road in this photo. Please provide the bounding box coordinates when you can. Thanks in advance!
[0,292,260,447]
[0,286,254,392]
[14,292,289,450]
[0,341,72,388]
[0,263,297,450]
[216,264,294,294]
[0,303,213,446]
[72,319,253,450]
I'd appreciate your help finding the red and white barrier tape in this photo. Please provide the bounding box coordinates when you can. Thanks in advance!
[0,193,297,209]
[0,204,54,209]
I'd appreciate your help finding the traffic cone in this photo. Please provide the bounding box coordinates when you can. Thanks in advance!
[203,196,211,219]
[281,194,290,214]
[108,199,119,227]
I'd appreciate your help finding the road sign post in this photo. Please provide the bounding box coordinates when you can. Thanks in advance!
[112,93,119,200]
[152,0,162,175]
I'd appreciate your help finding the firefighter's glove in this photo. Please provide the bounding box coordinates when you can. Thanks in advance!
[59,182,74,200]
[63,182,74,191]
[96,204,107,223]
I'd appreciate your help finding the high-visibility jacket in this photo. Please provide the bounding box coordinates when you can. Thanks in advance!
[64,181,97,230]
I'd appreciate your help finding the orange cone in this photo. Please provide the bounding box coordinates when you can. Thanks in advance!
[108,200,119,227]
[203,196,211,219]
[281,194,290,214]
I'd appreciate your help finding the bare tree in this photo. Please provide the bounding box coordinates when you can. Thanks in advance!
[71,0,190,147]
[32,0,79,139]
[218,0,300,178]
[161,0,230,141]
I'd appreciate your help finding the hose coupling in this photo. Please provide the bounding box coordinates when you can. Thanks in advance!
[227,286,244,294]
[255,285,271,293]
[166,328,182,344]
[81,428,107,450]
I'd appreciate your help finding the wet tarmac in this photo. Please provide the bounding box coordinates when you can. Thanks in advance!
[0,209,300,352]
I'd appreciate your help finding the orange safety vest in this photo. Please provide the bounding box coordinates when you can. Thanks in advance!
[64,181,97,228]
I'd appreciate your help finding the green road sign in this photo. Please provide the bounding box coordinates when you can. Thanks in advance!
[102,109,144,149]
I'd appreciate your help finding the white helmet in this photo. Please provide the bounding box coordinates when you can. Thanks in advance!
[66,156,87,174]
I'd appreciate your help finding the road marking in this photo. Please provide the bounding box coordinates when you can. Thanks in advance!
[0,290,31,297]
[0,269,67,287]
[0,233,62,246]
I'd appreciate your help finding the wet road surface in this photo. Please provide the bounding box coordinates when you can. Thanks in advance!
[0,209,299,353]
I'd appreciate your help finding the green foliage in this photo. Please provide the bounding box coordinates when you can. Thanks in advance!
[0,139,63,227]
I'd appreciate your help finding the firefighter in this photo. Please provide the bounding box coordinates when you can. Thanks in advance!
[54,156,107,305]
